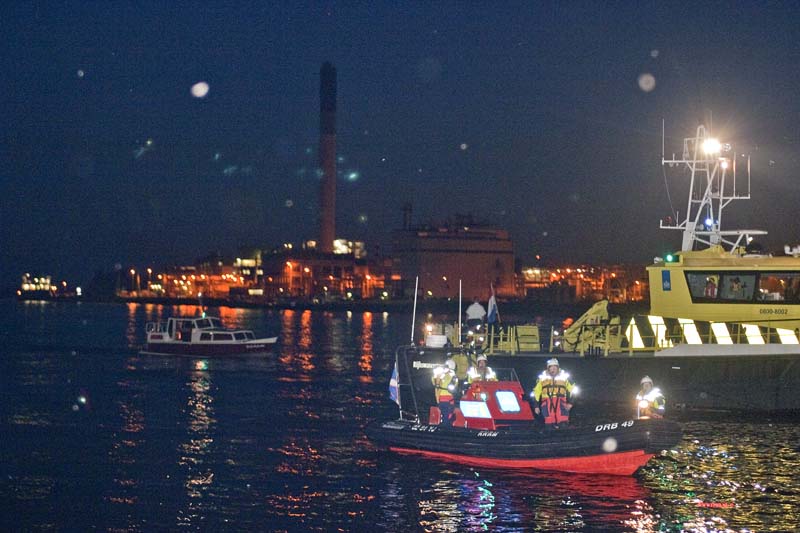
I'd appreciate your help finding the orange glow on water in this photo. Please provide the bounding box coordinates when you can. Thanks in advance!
[358,312,373,382]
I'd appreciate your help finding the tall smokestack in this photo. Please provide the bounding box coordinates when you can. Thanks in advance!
[319,62,337,253]
[402,203,412,230]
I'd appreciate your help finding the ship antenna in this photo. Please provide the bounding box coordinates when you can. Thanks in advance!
[662,119,677,221]
[458,279,462,344]
[410,276,419,343]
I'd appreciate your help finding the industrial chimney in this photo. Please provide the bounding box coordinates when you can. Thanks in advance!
[318,62,337,253]
[402,203,412,231]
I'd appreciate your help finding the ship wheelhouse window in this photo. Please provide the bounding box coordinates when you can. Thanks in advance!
[199,332,212,341]
[718,274,755,301]
[758,272,800,303]
[234,332,247,340]
[196,319,211,329]
[686,272,756,302]
[213,332,233,341]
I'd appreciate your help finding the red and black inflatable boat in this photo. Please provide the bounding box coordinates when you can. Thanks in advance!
[367,346,682,476]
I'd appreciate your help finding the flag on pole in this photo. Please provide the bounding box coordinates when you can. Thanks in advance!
[487,284,500,324]
[389,361,401,406]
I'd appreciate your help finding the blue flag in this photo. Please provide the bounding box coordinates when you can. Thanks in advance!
[487,294,498,324]
[389,361,400,406]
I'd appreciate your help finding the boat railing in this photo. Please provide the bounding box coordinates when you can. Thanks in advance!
[492,367,520,382]
[480,317,800,356]
[435,321,550,355]
[396,344,422,423]
[622,316,800,355]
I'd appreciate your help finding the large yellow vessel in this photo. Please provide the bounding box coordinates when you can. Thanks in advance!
[648,246,800,330]
[420,123,800,412]
[646,124,800,331]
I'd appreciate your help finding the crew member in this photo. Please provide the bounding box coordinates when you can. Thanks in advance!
[450,350,471,384]
[465,297,487,329]
[529,358,576,427]
[636,376,665,419]
[467,354,497,383]
[431,359,458,426]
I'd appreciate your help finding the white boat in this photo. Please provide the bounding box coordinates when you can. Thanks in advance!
[141,316,277,356]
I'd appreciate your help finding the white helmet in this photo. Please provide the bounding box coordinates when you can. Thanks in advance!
[640,375,653,385]
[546,358,559,368]
[445,359,456,370]
[476,355,487,363]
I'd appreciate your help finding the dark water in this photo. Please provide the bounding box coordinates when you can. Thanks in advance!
[2,300,799,532]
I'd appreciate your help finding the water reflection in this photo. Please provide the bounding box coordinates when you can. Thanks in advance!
[279,310,316,379]
[6,302,800,531]
[641,421,800,532]
[274,436,322,476]
[377,459,655,532]
[325,311,347,372]
[358,311,374,382]
[9,407,52,427]
[215,305,246,328]
[177,360,217,526]
[103,375,147,516]
[125,302,138,347]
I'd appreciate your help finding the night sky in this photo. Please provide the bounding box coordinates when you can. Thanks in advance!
[3,2,800,285]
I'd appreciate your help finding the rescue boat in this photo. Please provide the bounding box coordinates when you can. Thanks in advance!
[367,346,683,475]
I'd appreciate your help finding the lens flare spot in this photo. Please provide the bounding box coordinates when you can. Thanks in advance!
[191,81,210,98]
[638,73,656,92]
[285,199,294,208]
[602,437,618,453]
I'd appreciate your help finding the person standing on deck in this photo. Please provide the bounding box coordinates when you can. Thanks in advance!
[431,359,458,426]
[467,354,497,383]
[465,297,486,329]
[636,376,665,419]
[529,358,576,428]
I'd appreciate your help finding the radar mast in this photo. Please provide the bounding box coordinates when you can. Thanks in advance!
[660,124,764,253]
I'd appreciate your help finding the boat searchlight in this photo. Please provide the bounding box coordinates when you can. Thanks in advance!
[702,138,722,154]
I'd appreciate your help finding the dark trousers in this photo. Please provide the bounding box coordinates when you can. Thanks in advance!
[438,400,455,426]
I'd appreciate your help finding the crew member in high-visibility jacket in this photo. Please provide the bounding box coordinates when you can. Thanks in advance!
[529,358,576,427]
[431,359,458,426]
[467,354,497,383]
[636,376,665,419]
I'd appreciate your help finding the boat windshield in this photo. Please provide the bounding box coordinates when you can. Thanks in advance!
[459,401,492,419]
[234,332,247,340]
[208,318,223,329]
[495,390,521,413]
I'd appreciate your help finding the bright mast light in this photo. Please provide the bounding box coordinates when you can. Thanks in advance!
[702,138,721,154]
